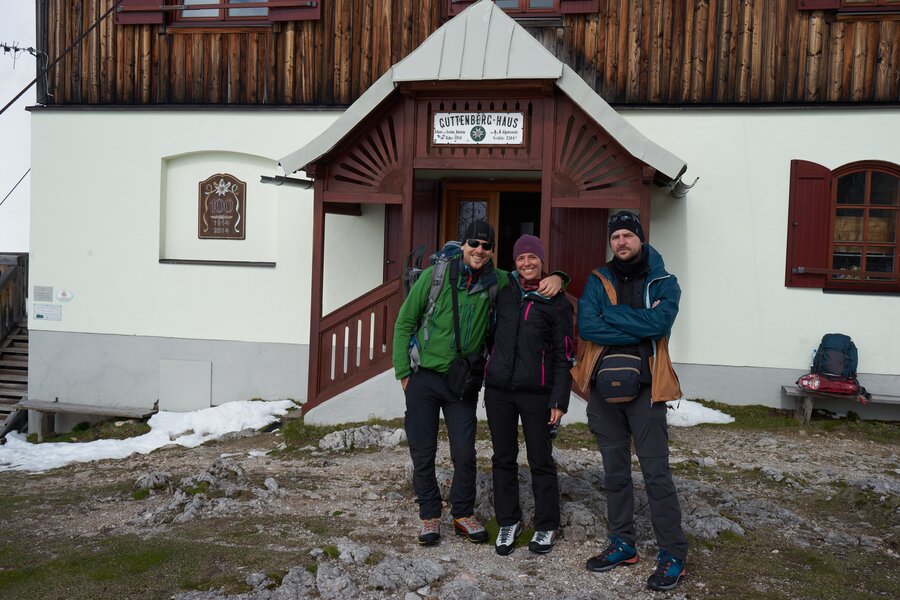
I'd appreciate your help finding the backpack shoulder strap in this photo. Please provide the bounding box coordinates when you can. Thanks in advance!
[420,258,451,343]
[592,269,618,306]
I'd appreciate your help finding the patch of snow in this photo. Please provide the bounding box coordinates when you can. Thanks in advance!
[667,399,734,427]
[0,400,295,473]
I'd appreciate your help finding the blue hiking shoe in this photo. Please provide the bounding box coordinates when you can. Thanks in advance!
[647,549,685,591]
[585,535,638,572]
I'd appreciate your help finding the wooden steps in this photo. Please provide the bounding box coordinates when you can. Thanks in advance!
[0,326,28,419]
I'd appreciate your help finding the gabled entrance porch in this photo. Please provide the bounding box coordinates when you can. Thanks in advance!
[278,1,691,417]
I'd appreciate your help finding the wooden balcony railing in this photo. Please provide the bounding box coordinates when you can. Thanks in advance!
[307,278,402,411]
[0,254,28,344]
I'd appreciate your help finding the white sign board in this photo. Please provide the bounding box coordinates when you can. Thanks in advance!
[433,112,525,146]
[34,303,62,321]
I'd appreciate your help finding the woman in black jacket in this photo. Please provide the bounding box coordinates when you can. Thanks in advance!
[484,234,574,556]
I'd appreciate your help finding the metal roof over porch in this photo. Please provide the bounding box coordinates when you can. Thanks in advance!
[279,0,690,187]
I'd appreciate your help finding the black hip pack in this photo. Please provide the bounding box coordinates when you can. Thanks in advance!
[445,353,487,400]
[596,352,641,403]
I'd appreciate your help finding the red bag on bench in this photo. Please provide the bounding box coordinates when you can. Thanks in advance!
[796,373,870,403]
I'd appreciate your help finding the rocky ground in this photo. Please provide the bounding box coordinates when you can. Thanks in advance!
[0,410,898,600]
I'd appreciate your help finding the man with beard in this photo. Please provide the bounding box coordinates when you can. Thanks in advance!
[578,211,687,592]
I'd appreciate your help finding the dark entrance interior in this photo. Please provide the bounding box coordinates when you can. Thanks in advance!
[497,192,541,272]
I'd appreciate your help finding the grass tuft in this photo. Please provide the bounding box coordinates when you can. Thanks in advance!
[692,399,899,443]
[26,419,151,444]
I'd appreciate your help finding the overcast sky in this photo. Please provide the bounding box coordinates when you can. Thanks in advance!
[0,2,36,252]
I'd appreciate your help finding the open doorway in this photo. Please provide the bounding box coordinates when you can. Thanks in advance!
[497,191,541,272]
[442,182,541,272]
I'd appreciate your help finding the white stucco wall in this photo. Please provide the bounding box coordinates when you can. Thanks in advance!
[30,107,900,379]
[626,108,900,376]
[29,110,346,345]
[322,203,386,314]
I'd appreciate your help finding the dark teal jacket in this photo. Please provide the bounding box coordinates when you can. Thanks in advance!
[577,245,680,346]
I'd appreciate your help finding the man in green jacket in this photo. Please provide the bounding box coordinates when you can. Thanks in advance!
[393,220,562,546]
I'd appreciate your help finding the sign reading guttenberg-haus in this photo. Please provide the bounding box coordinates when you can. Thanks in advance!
[432,111,525,146]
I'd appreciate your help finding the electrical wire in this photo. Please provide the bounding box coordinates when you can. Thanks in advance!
[0,169,30,209]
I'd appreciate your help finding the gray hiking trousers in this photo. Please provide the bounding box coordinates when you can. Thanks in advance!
[587,385,688,561]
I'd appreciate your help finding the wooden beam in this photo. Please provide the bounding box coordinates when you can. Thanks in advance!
[400,95,416,288]
[306,178,326,406]
[640,167,653,241]
[323,203,362,216]
[412,157,543,171]
[551,196,641,209]
[323,191,402,205]
[540,96,555,250]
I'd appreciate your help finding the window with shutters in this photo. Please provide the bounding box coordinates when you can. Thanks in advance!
[785,160,900,293]
[448,0,600,18]
[797,1,900,14]
[114,0,321,26]
[176,0,269,22]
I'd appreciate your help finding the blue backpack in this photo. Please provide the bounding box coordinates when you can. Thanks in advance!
[812,333,858,379]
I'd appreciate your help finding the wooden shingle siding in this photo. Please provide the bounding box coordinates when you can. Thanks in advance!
[38,1,900,106]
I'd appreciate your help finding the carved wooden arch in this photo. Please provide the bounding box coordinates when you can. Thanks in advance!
[324,99,408,195]
[551,94,646,201]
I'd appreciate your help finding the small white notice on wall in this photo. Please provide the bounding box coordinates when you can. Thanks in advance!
[34,303,62,321]
[33,286,53,302]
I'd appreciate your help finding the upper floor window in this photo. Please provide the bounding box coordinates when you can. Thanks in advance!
[115,0,321,26]
[798,1,900,14]
[447,0,599,18]
[178,0,269,22]
[785,160,900,293]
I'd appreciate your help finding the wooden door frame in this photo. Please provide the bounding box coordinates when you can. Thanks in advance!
[441,181,542,258]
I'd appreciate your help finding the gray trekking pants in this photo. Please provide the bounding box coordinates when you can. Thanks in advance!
[587,385,688,561]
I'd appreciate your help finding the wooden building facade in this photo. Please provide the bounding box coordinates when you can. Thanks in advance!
[37,0,900,107]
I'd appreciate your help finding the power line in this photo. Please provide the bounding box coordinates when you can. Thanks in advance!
[0,0,126,117]
[0,169,30,209]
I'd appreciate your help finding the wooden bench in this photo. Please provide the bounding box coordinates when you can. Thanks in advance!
[14,397,158,441]
[782,385,900,425]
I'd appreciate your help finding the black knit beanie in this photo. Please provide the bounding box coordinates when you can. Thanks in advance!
[607,211,645,242]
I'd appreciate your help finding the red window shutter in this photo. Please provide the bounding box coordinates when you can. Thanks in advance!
[785,160,832,288]
[115,0,164,25]
[270,0,322,22]
[448,0,478,17]
[560,0,601,14]
[796,1,841,9]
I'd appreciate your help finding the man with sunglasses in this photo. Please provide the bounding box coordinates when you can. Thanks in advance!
[393,220,564,547]
[578,211,687,592]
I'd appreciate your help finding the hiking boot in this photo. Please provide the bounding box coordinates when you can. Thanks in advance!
[453,516,489,543]
[417,518,441,546]
[529,530,557,554]
[585,535,638,572]
[495,521,522,556]
[647,549,685,592]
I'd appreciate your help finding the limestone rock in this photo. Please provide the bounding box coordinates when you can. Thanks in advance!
[368,556,446,591]
[315,563,357,599]
[440,578,484,600]
[319,425,407,451]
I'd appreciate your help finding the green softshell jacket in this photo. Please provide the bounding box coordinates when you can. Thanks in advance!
[392,261,507,380]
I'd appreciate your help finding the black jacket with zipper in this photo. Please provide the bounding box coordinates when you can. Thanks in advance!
[484,272,575,411]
